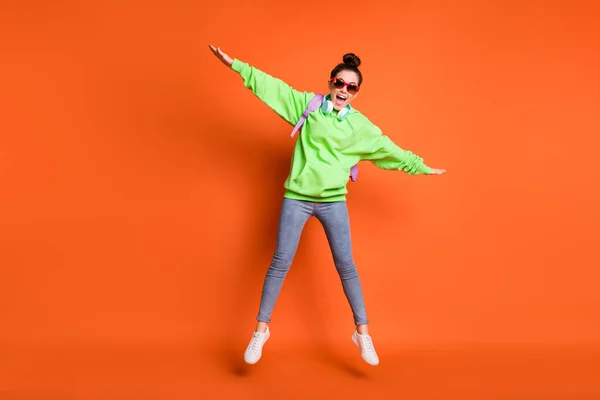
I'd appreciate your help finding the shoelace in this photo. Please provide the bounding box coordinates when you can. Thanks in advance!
[250,332,264,353]
[361,335,375,353]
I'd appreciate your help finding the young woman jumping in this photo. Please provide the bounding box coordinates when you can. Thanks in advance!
[209,45,446,366]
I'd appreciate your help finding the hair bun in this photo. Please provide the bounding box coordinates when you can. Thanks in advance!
[343,53,361,68]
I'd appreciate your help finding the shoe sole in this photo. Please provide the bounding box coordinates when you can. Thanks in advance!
[244,356,259,365]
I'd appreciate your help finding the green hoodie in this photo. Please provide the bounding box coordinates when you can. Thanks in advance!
[231,59,432,202]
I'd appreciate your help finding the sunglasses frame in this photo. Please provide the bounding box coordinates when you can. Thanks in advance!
[329,77,360,94]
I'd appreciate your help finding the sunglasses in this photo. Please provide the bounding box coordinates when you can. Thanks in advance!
[330,78,360,94]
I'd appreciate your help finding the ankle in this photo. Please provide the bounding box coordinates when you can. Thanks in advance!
[356,324,369,335]
[256,321,268,333]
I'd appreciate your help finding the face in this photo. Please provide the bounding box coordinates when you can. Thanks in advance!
[328,70,360,111]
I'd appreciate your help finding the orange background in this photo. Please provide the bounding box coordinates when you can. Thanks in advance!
[1,0,599,398]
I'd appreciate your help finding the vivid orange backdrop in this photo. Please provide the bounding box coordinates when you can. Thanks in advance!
[1,0,599,398]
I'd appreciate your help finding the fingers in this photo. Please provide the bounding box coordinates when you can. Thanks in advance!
[208,44,232,66]
[208,44,224,58]
[208,44,219,58]
[208,44,223,54]
[429,168,447,175]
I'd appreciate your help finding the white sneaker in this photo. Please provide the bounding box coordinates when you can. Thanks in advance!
[244,326,270,364]
[352,330,380,365]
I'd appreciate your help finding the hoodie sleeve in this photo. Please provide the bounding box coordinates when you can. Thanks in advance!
[354,122,431,175]
[231,59,313,126]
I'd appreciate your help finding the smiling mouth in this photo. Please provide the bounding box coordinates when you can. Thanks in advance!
[335,94,347,104]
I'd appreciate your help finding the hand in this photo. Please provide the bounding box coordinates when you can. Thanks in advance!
[208,44,233,68]
[429,168,446,175]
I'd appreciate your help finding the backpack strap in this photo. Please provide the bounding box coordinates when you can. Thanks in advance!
[350,164,358,182]
[290,94,324,138]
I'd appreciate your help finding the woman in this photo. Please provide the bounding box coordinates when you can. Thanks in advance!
[208,45,446,366]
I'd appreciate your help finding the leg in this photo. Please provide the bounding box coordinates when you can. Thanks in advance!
[256,198,313,327]
[315,201,379,366]
[244,198,313,364]
[314,201,368,328]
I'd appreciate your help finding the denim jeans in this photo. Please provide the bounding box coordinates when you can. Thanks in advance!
[256,198,369,325]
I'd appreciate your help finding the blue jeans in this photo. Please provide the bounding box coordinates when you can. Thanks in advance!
[257,198,369,325]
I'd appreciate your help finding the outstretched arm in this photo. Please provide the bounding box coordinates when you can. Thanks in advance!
[353,123,446,175]
[209,45,313,126]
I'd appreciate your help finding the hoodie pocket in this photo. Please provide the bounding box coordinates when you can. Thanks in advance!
[292,161,349,197]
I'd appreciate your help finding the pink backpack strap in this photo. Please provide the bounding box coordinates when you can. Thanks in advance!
[350,164,358,182]
[290,94,324,137]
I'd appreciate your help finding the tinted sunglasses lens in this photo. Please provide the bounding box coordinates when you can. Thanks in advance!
[332,78,345,89]
[347,84,358,94]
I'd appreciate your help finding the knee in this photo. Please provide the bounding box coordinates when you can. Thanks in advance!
[267,251,294,276]
[272,250,294,266]
[335,259,358,280]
